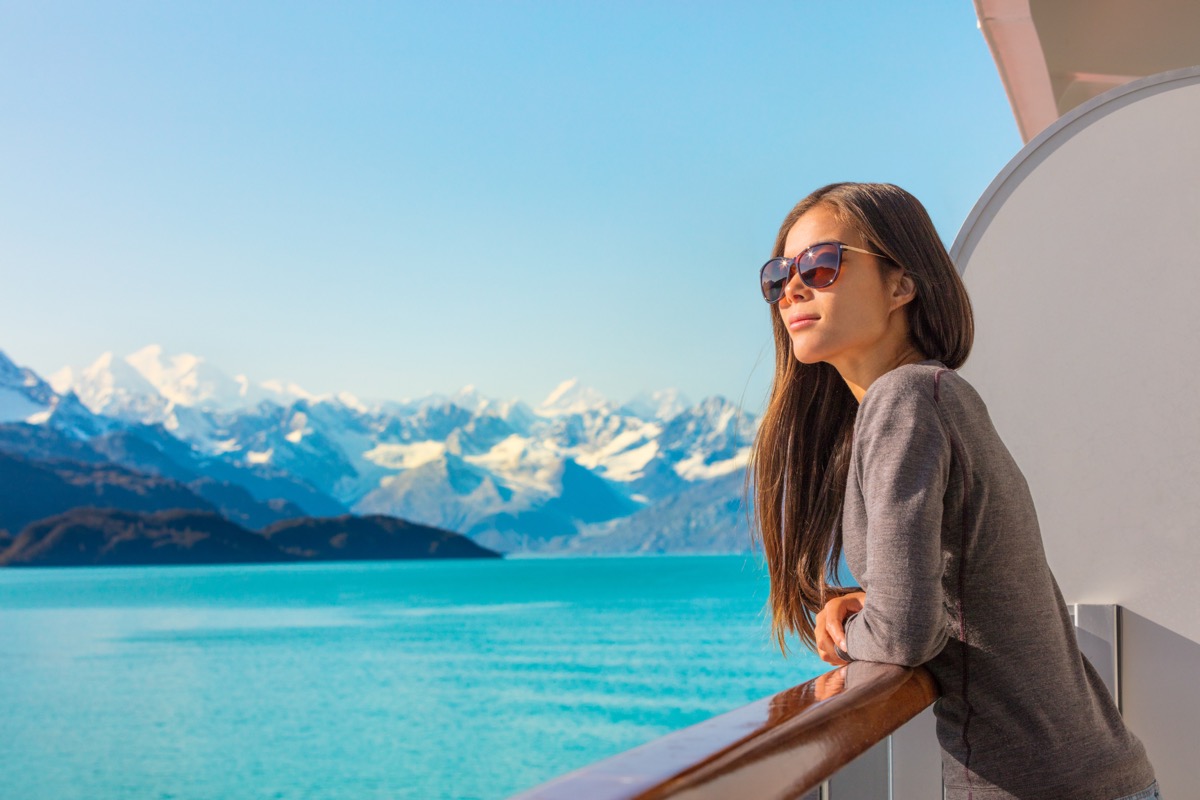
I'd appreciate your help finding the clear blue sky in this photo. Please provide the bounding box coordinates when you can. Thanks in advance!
[0,1,1022,410]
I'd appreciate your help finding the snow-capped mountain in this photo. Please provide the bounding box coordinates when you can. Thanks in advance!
[536,378,614,417]
[620,388,692,422]
[1,351,114,438]
[2,351,59,424]
[49,350,172,423]
[50,345,319,425]
[6,345,761,554]
[657,396,757,481]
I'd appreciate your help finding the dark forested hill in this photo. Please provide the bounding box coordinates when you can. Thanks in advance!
[0,508,501,567]
[261,514,502,560]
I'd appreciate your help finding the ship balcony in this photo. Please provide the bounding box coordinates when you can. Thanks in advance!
[509,603,1126,799]
[510,660,941,800]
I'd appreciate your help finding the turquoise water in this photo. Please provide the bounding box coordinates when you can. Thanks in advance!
[0,554,825,800]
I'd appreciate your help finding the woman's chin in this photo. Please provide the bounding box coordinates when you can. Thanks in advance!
[790,346,825,365]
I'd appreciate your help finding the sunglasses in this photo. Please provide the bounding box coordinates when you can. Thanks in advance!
[759,241,886,303]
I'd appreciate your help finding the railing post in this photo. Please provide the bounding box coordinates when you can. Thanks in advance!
[826,739,888,798]
[888,704,943,799]
[820,704,942,799]
[1071,603,1121,709]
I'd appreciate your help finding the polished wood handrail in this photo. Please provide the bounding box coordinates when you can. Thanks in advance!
[509,662,939,800]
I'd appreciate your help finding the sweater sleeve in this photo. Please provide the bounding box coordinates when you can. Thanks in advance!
[842,372,952,667]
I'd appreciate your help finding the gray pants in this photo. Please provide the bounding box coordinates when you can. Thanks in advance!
[1114,780,1161,800]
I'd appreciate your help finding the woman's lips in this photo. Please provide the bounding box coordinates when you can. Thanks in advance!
[787,315,819,331]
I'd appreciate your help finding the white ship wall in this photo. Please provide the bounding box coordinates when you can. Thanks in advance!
[951,66,1200,796]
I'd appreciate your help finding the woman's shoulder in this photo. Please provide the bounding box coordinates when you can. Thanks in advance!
[860,360,990,430]
[860,359,956,409]
[852,360,961,461]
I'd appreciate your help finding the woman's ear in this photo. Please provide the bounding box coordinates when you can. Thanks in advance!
[889,269,918,311]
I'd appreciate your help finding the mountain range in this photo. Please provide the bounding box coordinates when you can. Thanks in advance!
[1,346,760,555]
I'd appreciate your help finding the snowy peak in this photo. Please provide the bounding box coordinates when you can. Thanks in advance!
[46,365,73,395]
[537,378,612,417]
[657,395,756,481]
[661,396,754,444]
[0,349,112,436]
[53,345,320,416]
[332,391,368,413]
[621,388,691,422]
[0,349,59,422]
[125,344,245,409]
[0,350,53,399]
[66,351,165,416]
[257,378,317,406]
[450,385,489,414]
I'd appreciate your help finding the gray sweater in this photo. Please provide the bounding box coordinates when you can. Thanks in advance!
[839,359,1155,800]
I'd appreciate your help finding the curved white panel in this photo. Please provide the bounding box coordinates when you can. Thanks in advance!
[950,66,1200,644]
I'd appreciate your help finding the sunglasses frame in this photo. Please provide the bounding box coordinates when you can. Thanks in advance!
[759,241,887,304]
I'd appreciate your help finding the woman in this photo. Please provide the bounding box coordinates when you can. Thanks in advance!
[747,183,1159,800]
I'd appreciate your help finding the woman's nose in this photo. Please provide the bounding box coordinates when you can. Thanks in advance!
[781,266,811,304]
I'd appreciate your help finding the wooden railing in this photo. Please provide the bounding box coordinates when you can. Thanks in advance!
[509,662,939,800]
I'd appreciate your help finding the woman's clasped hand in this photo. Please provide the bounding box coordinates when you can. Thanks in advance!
[813,590,866,666]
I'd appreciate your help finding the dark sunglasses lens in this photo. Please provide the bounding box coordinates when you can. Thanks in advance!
[760,258,791,303]
[798,244,841,288]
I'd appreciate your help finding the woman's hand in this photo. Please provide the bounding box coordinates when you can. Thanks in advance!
[814,591,866,665]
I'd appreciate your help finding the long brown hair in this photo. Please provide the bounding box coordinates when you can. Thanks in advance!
[746,182,974,655]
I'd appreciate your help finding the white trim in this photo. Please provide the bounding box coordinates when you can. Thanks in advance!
[949,65,1200,269]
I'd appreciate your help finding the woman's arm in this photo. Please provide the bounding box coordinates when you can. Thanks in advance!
[841,375,953,667]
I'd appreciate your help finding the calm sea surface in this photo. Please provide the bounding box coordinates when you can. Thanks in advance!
[0,554,825,800]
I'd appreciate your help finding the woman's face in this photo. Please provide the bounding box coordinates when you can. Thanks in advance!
[777,204,907,369]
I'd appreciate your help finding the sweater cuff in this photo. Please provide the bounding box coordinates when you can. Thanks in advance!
[837,611,860,661]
